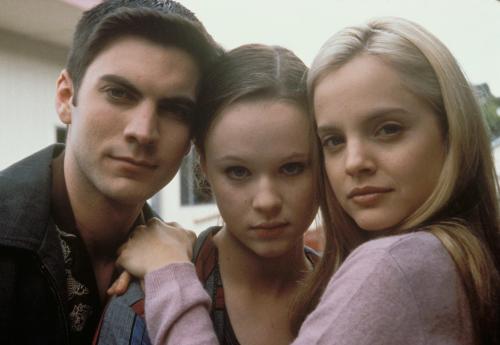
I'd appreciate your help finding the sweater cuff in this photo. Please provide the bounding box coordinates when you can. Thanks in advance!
[145,262,198,295]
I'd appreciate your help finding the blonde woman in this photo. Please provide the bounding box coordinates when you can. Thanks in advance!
[117,17,500,344]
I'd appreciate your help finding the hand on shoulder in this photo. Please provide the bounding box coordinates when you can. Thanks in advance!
[116,218,196,279]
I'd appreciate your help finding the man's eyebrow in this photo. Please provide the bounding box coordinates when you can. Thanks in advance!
[100,75,140,95]
[158,97,196,110]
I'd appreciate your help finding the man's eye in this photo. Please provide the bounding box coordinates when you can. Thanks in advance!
[225,166,250,180]
[281,162,305,176]
[105,87,134,102]
[159,104,194,123]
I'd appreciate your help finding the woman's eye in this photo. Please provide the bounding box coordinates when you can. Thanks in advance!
[322,135,344,150]
[281,162,305,176]
[226,166,250,180]
[377,123,402,136]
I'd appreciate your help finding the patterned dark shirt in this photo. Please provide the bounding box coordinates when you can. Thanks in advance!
[51,152,103,345]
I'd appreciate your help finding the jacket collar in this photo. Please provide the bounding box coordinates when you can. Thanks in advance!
[0,144,65,251]
[0,144,157,251]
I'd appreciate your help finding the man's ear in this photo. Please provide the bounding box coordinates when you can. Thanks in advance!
[55,69,75,125]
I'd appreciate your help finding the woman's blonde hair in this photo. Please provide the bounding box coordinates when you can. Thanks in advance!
[291,17,500,343]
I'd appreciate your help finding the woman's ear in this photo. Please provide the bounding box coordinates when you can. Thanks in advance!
[55,69,74,125]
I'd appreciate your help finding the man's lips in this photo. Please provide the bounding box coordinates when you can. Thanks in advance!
[111,156,158,169]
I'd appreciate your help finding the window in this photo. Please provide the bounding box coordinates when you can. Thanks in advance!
[180,148,213,206]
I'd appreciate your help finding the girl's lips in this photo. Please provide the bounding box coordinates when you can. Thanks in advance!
[347,186,392,198]
[347,186,393,207]
[251,221,288,229]
[251,225,289,239]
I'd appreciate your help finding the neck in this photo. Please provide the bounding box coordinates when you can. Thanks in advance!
[63,159,144,262]
[214,227,311,295]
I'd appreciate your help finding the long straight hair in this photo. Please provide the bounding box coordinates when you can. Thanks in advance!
[291,17,500,343]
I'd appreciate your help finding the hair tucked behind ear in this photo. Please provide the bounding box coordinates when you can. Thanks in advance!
[290,17,500,343]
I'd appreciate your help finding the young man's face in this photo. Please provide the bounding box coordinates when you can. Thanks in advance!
[56,36,199,206]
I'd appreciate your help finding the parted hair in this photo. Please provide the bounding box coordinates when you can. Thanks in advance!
[291,17,500,343]
[66,0,221,103]
[193,43,310,154]
[192,44,320,208]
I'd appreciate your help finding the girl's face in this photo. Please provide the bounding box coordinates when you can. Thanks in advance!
[202,99,317,258]
[314,54,446,232]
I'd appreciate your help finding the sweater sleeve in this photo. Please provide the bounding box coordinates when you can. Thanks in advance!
[143,233,470,345]
[292,244,424,345]
[144,262,219,345]
[292,232,471,345]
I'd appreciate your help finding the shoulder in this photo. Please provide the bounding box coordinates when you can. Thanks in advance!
[346,231,455,283]
[334,232,469,336]
[335,231,460,297]
[0,144,64,248]
[95,281,152,345]
[0,144,63,183]
[192,226,221,283]
[302,232,471,344]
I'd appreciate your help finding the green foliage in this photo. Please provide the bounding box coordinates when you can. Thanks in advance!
[482,99,500,139]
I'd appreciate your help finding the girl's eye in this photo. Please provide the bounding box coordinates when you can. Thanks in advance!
[225,166,250,180]
[281,162,305,176]
[377,123,402,136]
[322,135,345,150]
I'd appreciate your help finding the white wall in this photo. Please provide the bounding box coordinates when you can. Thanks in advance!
[0,29,67,168]
[182,0,500,95]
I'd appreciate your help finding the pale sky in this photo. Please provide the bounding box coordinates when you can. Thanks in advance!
[181,0,500,95]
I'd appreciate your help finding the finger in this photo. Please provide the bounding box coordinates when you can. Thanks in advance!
[107,280,118,296]
[147,217,163,226]
[164,221,182,228]
[114,271,132,296]
[186,230,197,243]
[130,224,147,238]
[116,242,128,259]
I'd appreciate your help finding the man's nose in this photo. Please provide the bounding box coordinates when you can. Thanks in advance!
[124,102,160,145]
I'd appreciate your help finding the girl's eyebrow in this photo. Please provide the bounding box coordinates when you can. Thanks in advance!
[214,151,310,164]
[317,106,413,135]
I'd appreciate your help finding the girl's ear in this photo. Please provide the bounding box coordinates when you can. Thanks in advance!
[55,69,75,125]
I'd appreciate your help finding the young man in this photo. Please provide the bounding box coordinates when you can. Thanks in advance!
[0,1,220,344]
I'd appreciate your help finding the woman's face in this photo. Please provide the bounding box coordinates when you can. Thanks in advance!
[202,99,318,258]
[313,54,446,232]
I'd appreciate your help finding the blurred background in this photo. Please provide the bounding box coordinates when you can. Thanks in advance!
[1,0,499,243]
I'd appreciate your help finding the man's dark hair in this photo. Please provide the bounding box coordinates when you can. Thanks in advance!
[67,0,221,103]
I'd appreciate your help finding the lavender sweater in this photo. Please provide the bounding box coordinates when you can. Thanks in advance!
[144,232,473,345]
